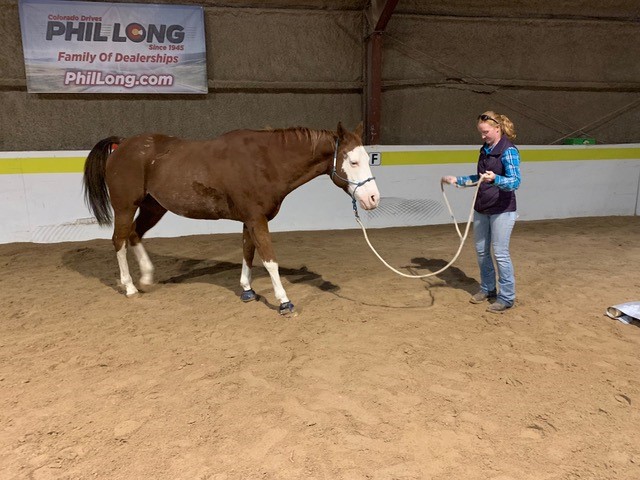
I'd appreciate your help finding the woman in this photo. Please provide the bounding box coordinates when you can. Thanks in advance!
[442,111,522,313]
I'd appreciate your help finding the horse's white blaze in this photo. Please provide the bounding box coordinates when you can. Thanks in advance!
[116,245,138,296]
[240,259,252,291]
[263,260,289,304]
[343,145,380,210]
[132,243,154,285]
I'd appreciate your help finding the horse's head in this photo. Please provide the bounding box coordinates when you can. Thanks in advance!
[331,122,380,211]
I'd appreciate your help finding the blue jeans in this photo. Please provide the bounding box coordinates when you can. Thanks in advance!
[473,211,517,306]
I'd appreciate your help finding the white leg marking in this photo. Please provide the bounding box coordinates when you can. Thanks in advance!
[131,243,154,286]
[240,258,252,291]
[116,245,138,296]
[263,260,289,304]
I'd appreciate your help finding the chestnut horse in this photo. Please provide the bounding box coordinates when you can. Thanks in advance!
[83,123,380,314]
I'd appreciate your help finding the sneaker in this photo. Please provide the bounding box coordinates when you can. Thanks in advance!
[486,302,512,314]
[469,290,497,304]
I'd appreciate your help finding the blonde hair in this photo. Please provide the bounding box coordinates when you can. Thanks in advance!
[478,111,516,140]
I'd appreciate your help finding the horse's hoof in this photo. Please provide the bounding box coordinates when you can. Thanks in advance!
[241,289,257,302]
[138,282,156,293]
[278,302,295,316]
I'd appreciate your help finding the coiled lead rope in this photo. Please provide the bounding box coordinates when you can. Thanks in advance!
[355,175,488,279]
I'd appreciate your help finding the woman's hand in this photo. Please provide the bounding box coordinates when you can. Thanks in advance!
[482,171,496,182]
[441,175,457,185]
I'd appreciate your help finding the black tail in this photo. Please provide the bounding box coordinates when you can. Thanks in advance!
[83,136,122,226]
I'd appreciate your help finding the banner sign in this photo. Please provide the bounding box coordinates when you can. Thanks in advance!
[18,0,207,94]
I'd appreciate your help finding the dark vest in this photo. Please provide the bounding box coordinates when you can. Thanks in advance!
[475,137,518,214]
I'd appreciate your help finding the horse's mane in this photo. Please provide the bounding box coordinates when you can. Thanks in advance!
[261,126,336,153]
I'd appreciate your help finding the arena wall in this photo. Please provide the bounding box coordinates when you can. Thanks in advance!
[1,1,638,150]
[1,144,638,244]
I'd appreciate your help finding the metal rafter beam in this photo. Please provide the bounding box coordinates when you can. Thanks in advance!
[364,0,399,145]
[369,0,399,31]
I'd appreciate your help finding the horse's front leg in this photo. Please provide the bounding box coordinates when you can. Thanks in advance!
[245,217,294,315]
[240,223,258,302]
[131,243,154,288]
[128,198,168,291]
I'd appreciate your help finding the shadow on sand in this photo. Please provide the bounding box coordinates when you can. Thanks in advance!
[407,257,478,295]
[61,245,479,311]
[62,244,339,312]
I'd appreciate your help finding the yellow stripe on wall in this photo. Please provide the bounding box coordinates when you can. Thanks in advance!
[521,148,640,162]
[1,147,639,174]
[376,148,640,165]
[378,151,473,165]
[0,157,85,174]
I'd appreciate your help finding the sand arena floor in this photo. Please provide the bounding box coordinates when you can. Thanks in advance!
[1,216,639,479]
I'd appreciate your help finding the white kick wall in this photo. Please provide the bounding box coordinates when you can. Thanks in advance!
[0,145,638,244]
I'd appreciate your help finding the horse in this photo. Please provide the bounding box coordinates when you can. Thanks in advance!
[83,122,380,314]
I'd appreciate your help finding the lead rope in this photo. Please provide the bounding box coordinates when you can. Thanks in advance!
[355,175,489,279]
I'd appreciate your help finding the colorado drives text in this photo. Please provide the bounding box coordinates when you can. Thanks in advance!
[64,71,174,88]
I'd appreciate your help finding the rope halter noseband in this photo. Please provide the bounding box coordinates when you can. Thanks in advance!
[329,138,376,218]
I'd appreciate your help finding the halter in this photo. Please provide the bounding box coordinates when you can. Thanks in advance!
[329,138,376,218]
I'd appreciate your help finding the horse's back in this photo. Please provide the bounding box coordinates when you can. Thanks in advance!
[105,128,313,221]
[114,129,289,167]
[107,131,270,220]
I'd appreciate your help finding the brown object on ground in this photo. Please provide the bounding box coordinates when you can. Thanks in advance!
[1,217,639,479]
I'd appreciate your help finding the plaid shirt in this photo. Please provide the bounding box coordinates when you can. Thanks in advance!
[457,146,521,191]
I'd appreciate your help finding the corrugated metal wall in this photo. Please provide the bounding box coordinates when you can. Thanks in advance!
[381,1,640,145]
[1,0,638,150]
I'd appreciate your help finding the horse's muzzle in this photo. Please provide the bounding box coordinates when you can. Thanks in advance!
[356,183,380,210]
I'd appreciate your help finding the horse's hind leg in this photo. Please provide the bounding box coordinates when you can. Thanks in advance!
[112,207,139,297]
[128,195,167,289]
[245,217,293,314]
[240,223,258,302]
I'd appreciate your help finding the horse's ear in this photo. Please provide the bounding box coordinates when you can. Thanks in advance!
[354,122,364,139]
[336,122,345,138]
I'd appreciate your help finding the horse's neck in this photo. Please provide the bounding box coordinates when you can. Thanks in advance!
[280,131,335,191]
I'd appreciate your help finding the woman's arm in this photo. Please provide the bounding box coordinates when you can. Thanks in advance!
[494,147,521,191]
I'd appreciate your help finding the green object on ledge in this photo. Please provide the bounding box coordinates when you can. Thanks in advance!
[563,137,596,145]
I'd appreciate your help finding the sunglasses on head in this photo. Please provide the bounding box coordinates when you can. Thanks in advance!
[478,114,499,124]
